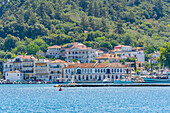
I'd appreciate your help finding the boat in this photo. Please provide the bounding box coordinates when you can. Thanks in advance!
[114,78,135,83]
[103,78,112,83]
[143,76,170,83]
[53,78,71,84]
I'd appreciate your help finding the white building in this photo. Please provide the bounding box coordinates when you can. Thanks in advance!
[65,42,98,63]
[49,59,68,81]
[34,59,50,81]
[149,51,160,64]
[46,45,61,58]
[5,70,23,82]
[114,45,145,63]
[13,55,35,80]
[63,63,130,82]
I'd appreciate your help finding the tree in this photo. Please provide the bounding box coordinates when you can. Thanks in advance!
[115,20,125,34]
[26,43,40,55]
[157,42,170,68]
[100,41,113,50]
[4,35,19,51]
[5,52,13,59]
[0,51,6,59]
[40,44,49,52]
[110,40,118,48]
[81,14,88,30]
[16,45,27,54]
[143,61,151,71]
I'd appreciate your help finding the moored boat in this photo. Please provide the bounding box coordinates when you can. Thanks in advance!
[143,78,170,83]
[103,78,112,83]
[114,79,135,83]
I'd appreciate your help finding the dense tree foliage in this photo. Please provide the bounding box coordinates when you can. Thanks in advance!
[0,0,169,64]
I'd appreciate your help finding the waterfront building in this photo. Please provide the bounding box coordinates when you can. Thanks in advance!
[2,60,13,76]
[46,45,61,58]
[96,54,120,63]
[63,63,130,82]
[65,42,98,63]
[148,51,160,64]
[13,55,35,80]
[49,59,68,81]
[5,70,23,82]
[114,45,145,63]
[34,59,50,81]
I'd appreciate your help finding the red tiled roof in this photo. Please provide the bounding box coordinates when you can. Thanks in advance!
[65,63,95,68]
[6,71,21,73]
[48,45,61,49]
[50,59,67,63]
[17,55,34,59]
[96,54,120,59]
[64,63,127,68]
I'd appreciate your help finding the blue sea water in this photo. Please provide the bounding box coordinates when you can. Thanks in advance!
[0,84,170,113]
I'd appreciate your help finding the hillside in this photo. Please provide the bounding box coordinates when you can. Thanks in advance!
[0,0,169,59]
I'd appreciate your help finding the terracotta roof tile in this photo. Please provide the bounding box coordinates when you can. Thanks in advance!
[96,54,120,59]
[17,55,34,59]
[64,63,127,68]
[6,71,21,73]
[48,45,61,49]
[50,59,67,63]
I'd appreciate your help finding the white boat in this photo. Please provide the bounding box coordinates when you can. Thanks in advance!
[103,78,112,83]
[114,78,135,83]
[53,78,71,83]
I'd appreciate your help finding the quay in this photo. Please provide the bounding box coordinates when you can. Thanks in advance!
[54,84,170,87]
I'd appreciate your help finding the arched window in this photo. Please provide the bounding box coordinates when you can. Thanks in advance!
[82,75,84,80]
[95,75,97,79]
[86,75,89,80]
[99,75,101,80]
[116,75,118,79]
[117,69,119,72]
[98,69,100,73]
[108,75,110,78]
[74,76,76,80]
[78,75,81,80]
[90,75,92,79]
[66,75,68,78]
[112,75,114,79]
[103,75,105,79]
[95,69,97,72]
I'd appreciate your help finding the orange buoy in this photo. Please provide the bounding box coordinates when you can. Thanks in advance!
[59,87,62,91]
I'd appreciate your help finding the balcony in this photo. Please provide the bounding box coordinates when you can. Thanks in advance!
[23,65,34,67]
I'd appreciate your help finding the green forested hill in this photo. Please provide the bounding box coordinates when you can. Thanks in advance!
[0,0,169,59]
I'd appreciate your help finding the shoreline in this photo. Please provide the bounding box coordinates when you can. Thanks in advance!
[54,84,170,87]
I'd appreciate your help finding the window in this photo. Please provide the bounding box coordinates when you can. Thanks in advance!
[103,75,105,79]
[95,69,97,72]
[90,75,92,79]
[117,69,119,72]
[120,69,122,72]
[95,75,97,79]
[17,74,19,76]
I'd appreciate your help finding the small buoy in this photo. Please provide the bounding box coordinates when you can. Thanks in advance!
[59,87,62,91]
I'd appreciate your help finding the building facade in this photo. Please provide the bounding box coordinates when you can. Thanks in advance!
[63,63,130,82]
[96,54,120,63]
[49,59,68,81]
[65,43,98,63]
[114,45,145,63]
[46,45,61,58]
[5,71,23,82]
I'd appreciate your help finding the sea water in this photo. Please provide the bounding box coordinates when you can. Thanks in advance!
[0,84,169,112]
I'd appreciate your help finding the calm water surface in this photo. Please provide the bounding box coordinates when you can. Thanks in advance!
[0,84,170,112]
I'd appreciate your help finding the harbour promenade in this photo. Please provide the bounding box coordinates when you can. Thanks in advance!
[54,83,170,87]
